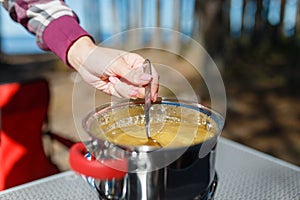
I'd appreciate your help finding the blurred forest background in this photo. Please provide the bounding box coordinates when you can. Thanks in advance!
[201,0,300,166]
[0,0,299,168]
[190,0,300,166]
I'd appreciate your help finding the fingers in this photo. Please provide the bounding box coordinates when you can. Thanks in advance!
[108,77,139,98]
[78,63,158,100]
[79,47,159,100]
[113,63,152,86]
[118,67,159,101]
[112,54,159,101]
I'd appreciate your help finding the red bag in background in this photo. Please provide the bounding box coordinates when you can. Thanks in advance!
[0,78,59,190]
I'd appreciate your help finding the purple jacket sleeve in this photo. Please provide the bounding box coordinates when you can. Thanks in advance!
[1,0,92,65]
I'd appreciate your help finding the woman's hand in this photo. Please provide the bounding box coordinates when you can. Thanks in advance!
[67,36,159,101]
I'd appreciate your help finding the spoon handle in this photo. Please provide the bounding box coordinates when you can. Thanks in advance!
[143,59,152,138]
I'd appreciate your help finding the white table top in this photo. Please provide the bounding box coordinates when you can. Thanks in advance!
[0,137,299,200]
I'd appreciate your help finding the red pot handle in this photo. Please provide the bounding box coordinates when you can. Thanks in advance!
[69,142,127,180]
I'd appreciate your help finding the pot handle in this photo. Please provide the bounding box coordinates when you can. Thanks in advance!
[69,142,127,180]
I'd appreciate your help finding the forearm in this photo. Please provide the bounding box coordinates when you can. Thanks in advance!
[67,36,96,71]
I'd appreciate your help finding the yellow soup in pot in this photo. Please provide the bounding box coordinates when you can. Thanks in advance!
[103,121,217,148]
[93,103,220,148]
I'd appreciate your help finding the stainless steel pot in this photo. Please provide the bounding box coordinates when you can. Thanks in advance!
[69,98,224,200]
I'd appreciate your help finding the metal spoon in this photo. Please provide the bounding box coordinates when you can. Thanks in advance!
[143,59,162,147]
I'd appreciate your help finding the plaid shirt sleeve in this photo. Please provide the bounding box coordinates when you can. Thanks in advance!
[1,0,77,49]
[0,0,92,65]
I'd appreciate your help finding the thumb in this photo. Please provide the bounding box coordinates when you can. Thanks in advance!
[115,64,153,86]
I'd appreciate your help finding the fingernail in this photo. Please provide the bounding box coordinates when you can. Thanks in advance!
[129,89,138,97]
[109,77,117,84]
[140,74,152,82]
